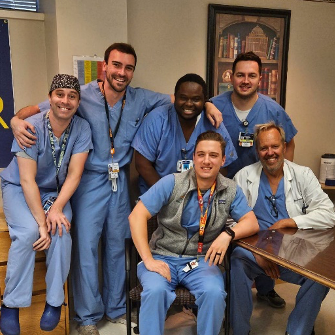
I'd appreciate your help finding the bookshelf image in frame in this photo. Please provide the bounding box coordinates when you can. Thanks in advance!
[207,5,291,107]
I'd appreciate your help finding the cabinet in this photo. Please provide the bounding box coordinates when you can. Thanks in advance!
[0,209,69,335]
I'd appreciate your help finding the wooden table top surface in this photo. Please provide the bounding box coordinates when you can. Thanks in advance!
[236,228,335,290]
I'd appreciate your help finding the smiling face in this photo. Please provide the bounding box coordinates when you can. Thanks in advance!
[174,82,205,122]
[103,49,135,93]
[257,128,286,176]
[232,60,261,100]
[48,88,80,121]
[193,140,225,187]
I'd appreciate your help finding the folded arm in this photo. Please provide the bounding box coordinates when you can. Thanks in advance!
[135,151,160,188]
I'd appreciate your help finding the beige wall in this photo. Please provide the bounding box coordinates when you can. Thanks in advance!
[0,10,48,110]
[127,0,335,176]
[40,0,128,85]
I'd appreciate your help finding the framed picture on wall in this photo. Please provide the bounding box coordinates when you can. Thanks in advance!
[207,4,291,107]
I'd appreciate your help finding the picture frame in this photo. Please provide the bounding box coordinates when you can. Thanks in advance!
[207,4,291,107]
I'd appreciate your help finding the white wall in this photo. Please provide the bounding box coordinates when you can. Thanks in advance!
[127,0,335,175]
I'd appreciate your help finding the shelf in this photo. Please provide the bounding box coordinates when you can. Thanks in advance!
[217,58,278,64]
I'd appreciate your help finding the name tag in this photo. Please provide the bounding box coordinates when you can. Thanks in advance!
[182,259,199,273]
[239,132,254,147]
[177,159,193,172]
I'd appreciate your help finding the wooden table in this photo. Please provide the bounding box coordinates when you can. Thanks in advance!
[236,228,335,290]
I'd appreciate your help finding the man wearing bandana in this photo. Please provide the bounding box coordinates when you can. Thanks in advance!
[0,74,92,335]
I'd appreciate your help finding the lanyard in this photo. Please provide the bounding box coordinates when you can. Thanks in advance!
[46,111,71,193]
[197,181,216,254]
[102,82,126,157]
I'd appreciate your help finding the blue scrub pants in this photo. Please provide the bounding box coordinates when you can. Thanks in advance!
[254,275,275,295]
[2,183,72,308]
[71,169,131,325]
[138,255,226,335]
[230,247,329,335]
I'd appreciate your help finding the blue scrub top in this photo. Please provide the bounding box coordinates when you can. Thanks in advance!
[132,103,238,194]
[0,111,93,192]
[253,171,289,230]
[140,173,251,238]
[39,80,171,173]
[211,92,298,178]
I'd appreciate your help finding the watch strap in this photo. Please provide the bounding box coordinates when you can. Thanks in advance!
[224,226,235,241]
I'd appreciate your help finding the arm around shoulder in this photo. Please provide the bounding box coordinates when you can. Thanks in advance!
[11,105,41,149]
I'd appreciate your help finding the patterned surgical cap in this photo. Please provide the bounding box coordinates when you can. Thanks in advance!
[49,74,80,97]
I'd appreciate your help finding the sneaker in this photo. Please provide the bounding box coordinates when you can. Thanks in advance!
[106,314,137,328]
[77,324,100,335]
[256,289,286,308]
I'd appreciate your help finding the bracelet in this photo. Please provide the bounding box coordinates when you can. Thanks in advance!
[224,226,235,241]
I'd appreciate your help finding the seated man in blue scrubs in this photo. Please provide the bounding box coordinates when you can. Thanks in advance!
[232,122,335,335]
[129,131,259,335]
[132,73,237,195]
[0,74,92,335]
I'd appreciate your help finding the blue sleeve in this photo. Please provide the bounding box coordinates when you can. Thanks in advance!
[139,174,175,216]
[11,124,41,161]
[132,109,162,162]
[72,119,93,154]
[230,185,252,222]
[279,111,297,143]
[141,89,171,114]
[217,123,238,167]
[38,100,49,112]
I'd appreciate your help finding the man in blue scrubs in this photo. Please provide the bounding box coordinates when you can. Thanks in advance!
[132,73,237,195]
[211,51,298,308]
[9,44,223,335]
[129,131,259,335]
[232,122,335,335]
[0,74,92,335]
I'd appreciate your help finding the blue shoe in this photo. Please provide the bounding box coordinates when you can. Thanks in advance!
[40,302,62,331]
[0,304,20,335]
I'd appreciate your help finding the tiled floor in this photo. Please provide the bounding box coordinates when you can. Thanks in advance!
[70,282,335,334]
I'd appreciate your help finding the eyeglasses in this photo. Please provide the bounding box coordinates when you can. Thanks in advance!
[265,195,278,218]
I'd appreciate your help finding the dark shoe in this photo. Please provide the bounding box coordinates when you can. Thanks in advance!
[40,302,62,331]
[256,289,286,308]
[0,304,20,335]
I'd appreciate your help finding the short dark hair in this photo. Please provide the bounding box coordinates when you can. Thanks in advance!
[194,131,226,157]
[254,121,286,150]
[232,51,262,75]
[104,43,137,66]
[174,73,208,100]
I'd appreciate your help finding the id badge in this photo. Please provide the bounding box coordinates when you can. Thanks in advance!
[43,196,57,215]
[108,163,119,180]
[238,132,254,147]
[176,159,193,172]
[182,259,199,273]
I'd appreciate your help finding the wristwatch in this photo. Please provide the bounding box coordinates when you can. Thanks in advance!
[224,226,235,241]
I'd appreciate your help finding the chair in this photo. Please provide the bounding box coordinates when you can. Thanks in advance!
[125,215,231,335]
